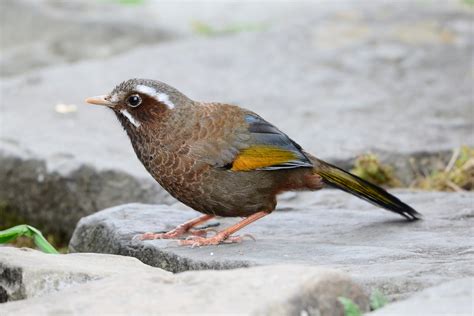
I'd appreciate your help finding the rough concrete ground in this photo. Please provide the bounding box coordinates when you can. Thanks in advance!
[0,247,369,316]
[1,0,472,240]
[69,190,474,301]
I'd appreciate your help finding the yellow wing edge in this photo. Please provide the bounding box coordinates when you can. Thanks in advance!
[231,145,298,171]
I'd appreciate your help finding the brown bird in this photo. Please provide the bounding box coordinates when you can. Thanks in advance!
[86,78,420,247]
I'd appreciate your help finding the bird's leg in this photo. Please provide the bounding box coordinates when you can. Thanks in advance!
[137,214,214,240]
[179,211,269,247]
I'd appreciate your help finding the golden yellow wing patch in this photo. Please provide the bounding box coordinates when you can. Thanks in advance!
[231,145,298,171]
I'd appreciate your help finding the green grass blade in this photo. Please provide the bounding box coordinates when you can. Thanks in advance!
[26,225,59,254]
[0,224,59,254]
[0,224,30,243]
[32,234,59,254]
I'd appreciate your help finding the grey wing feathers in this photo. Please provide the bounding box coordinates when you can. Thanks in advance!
[245,114,313,170]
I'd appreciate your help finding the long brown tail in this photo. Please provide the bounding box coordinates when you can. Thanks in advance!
[313,159,421,221]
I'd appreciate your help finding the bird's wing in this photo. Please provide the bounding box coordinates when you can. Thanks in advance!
[188,105,313,171]
[228,113,313,171]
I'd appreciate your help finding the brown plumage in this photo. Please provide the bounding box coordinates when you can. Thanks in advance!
[86,78,420,246]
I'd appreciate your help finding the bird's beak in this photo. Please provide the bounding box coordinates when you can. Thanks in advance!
[85,95,114,107]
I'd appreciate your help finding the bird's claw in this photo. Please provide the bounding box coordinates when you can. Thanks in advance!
[133,232,173,241]
[179,233,255,247]
[133,228,213,241]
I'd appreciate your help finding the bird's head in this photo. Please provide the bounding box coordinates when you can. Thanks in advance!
[85,78,191,129]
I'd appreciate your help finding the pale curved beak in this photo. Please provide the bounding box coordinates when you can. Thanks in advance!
[85,95,114,107]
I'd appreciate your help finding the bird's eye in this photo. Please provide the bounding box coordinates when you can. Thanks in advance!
[126,94,142,107]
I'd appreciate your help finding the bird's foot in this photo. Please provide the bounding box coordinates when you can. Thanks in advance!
[135,226,209,241]
[134,214,216,241]
[178,233,255,247]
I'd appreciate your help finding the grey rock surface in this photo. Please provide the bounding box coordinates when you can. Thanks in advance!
[368,278,473,316]
[0,154,174,241]
[0,247,368,315]
[0,246,169,302]
[70,190,474,300]
[1,0,472,240]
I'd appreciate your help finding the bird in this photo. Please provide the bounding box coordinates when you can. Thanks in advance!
[86,78,421,247]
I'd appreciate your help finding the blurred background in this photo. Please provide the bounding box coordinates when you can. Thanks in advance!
[0,0,472,250]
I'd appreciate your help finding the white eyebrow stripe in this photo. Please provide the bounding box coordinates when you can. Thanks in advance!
[156,92,175,109]
[120,109,141,128]
[135,84,175,109]
[135,85,157,96]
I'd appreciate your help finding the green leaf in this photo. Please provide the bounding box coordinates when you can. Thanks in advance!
[338,297,362,316]
[370,290,388,310]
[28,226,59,254]
[33,234,59,254]
[0,224,59,254]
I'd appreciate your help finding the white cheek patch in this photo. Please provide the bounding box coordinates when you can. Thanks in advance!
[135,84,175,109]
[120,109,141,128]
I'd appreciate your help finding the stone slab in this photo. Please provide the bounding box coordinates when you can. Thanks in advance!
[369,278,473,316]
[0,246,170,301]
[0,247,368,315]
[70,190,474,300]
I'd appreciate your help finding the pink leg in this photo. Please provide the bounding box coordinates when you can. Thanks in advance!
[179,211,269,247]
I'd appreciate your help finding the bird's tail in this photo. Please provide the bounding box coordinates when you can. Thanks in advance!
[313,159,421,220]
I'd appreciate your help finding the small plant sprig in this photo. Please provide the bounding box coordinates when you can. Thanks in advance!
[0,224,59,254]
[414,146,474,191]
[338,297,362,316]
[351,153,401,187]
[338,289,388,316]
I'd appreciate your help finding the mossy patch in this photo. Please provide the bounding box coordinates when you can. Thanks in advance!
[351,153,401,187]
[351,147,473,192]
